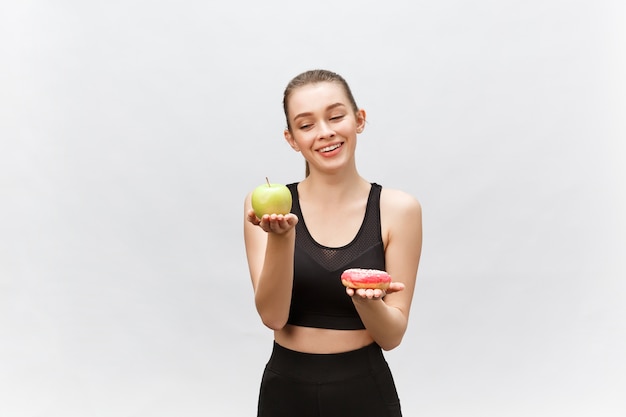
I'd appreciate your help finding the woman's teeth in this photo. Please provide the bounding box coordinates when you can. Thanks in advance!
[320,143,341,153]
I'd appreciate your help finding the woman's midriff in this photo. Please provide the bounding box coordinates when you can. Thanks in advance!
[274,325,374,354]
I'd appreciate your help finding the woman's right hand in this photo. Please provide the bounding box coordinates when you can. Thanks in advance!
[246,209,298,235]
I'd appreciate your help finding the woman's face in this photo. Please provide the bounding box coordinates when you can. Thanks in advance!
[284,82,365,175]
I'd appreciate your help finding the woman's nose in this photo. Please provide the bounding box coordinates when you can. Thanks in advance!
[316,121,335,139]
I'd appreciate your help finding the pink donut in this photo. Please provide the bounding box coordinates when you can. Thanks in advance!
[341,268,391,290]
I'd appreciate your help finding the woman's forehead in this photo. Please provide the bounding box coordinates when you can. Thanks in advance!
[288,82,349,112]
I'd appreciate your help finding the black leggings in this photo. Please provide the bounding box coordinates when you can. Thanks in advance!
[257,342,402,417]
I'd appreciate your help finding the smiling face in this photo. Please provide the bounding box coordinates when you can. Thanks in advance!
[284,81,366,176]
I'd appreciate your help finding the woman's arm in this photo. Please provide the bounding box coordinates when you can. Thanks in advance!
[351,188,422,350]
[243,192,298,330]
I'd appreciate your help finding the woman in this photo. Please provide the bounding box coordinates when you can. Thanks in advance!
[244,69,422,417]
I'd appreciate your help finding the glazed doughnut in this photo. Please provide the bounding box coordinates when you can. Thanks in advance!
[341,268,392,290]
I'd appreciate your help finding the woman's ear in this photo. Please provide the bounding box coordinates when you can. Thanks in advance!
[284,129,300,151]
[356,109,367,133]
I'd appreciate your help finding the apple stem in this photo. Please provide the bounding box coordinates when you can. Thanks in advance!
[265,177,270,187]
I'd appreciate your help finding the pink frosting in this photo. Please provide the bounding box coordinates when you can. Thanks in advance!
[341,268,391,284]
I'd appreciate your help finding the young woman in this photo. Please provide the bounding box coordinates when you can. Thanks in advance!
[244,69,422,417]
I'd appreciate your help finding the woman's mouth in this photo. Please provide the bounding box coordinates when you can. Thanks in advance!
[318,143,343,153]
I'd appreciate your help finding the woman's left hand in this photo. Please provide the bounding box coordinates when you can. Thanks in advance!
[346,281,405,300]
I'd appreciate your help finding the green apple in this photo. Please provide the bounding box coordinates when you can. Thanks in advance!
[251,178,292,217]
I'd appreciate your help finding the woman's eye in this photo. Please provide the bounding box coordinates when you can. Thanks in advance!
[299,124,312,130]
[330,115,345,121]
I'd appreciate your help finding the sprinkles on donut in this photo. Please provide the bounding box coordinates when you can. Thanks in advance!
[341,268,392,290]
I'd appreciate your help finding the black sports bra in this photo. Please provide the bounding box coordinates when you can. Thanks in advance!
[286,183,386,330]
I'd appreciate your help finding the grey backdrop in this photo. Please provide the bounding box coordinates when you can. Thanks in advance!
[1,1,625,416]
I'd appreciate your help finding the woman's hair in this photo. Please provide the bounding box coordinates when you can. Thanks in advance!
[282,69,359,177]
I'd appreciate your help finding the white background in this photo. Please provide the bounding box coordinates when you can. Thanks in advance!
[1,1,625,416]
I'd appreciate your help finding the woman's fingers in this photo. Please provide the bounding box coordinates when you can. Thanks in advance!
[386,282,405,293]
[346,282,405,300]
[347,287,387,300]
[257,213,298,234]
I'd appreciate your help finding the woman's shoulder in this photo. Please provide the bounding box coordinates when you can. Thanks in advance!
[378,186,422,216]
[378,186,422,242]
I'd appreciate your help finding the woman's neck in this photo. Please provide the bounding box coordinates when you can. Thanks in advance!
[299,170,370,204]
